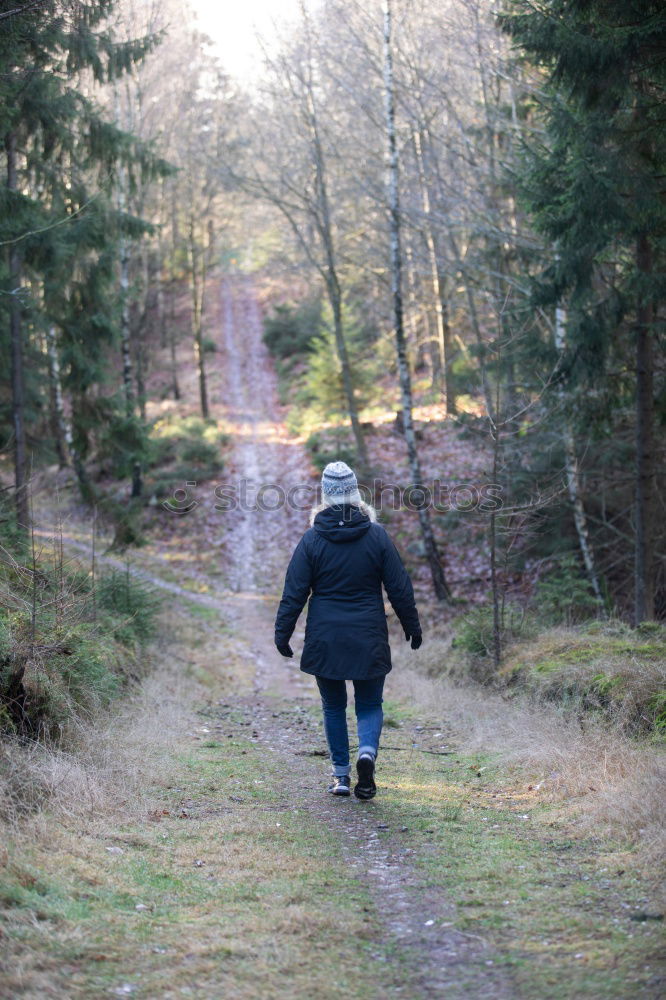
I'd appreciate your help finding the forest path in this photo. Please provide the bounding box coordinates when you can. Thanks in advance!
[25,273,511,998]
[189,273,512,997]
[13,274,661,1000]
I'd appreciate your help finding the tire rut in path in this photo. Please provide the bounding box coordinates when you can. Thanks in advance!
[219,276,307,595]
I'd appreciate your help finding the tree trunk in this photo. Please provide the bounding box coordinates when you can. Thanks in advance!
[405,241,429,372]
[114,83,142,500]
[169,294,181,401]
[189,219,209,419]
[328,281,369,468]
[490,417,501,668]
[446,228,495,423]
[120,248,134,408]
[635,232,655,623]
[169,183,181,400]
[383,0,451,602]
[6,131,29,531]
[45,325,71,468]
[135,248,149,422]
[302,45,368,471]
[554,301,603,606]
[439,291,456,414]
[320,253,367,474]
[120,236,142,498]
[412,127,456,414]
[69,394,92,501]
[157,189,167,349]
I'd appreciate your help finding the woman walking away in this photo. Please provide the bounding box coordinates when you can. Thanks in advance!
[274,461,422,800]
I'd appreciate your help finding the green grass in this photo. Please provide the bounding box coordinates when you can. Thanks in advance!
[442,619,666,736]
[0,726,417,1000]
[356,698,664,1000]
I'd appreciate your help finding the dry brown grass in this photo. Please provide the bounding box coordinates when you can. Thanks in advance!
[0,614,201,832]
[0,612,405,1000]
[390,635,666,873]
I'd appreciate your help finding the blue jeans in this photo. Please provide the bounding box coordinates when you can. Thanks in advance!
[315,676,385,777]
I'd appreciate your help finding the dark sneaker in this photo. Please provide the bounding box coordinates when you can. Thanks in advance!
[354,754,377,800]
[328,775,351,797]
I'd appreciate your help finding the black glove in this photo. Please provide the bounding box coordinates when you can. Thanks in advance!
[276,642,293,658]
[404,630,422,650]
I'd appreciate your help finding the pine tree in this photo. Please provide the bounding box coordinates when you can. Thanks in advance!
[0,0,170,522]
[500,0,666,622]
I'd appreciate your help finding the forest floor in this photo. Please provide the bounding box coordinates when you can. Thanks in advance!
[2,273,664,999]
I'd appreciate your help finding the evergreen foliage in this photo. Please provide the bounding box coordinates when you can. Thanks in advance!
[0,0,172,519]
[262,299,321,362]
[499,0,666,622]
[264,297,386,435]
[501,0,666,380]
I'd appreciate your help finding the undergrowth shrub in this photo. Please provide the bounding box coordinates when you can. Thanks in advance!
[531,555,606,624]
[97,568,160,646]
[453,603,531,680]
[306,429,358,475]
[265,296,389,440]
[96,411,151,481]
[294,302,387,436]
[147,415,228,497]
[263,298,320,361]
[446,595,665,736]
[99,495,145,550]
[0,534,159,742]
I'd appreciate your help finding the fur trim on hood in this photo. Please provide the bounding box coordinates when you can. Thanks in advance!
[309,498,377,527]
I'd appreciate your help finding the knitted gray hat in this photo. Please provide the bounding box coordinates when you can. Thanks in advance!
[321,461,361,504]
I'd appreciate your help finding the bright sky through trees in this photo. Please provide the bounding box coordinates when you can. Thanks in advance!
[189,0,301,81]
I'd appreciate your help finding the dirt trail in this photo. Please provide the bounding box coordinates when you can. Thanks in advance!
[56,273,512,995]
[33,274,510,995]
[220,274,308,597]
[205,274,512,996]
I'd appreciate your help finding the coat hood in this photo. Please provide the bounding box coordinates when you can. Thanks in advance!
[313,504,373,543]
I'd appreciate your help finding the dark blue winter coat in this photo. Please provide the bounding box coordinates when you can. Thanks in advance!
[274,504,421,680]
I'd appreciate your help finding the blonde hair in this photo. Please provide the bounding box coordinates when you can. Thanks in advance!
[310,496,377,527]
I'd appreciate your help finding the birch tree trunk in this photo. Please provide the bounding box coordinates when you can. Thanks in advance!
[383,0,451,602]
[5,130,29,531]
[46,317,89,497]
[554,301,603,605]
[45,325,71,468]
[412,127,456,414]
